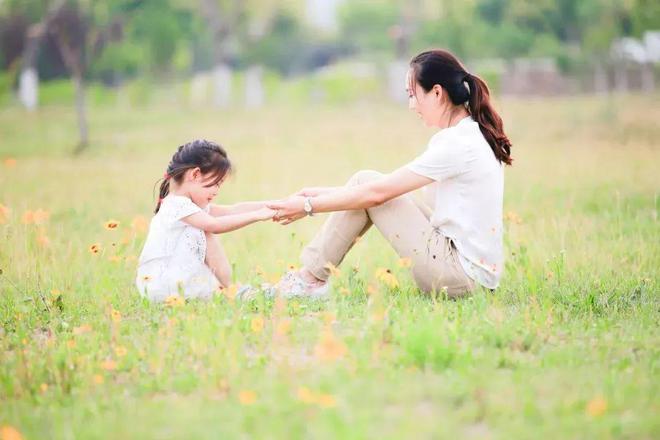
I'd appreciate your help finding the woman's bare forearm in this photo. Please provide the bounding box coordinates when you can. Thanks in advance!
[296,186,342,197]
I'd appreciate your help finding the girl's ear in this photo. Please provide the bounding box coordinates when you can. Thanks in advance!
[190,167,202,181]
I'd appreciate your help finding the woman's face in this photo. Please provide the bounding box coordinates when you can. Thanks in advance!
[406,69,445,128]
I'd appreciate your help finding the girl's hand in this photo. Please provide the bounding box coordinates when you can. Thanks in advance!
[256,207,277,221]
[268,196,306,224]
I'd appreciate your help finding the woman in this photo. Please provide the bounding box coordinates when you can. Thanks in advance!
[269,49,512,298]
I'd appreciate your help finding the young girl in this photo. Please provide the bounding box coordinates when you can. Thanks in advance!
[136,139,274,302]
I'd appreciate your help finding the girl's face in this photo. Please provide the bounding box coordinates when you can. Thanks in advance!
[185,168,224,208]
[406,69,446,128]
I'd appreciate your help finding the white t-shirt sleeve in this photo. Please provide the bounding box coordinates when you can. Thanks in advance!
[406,135,465,182]
[160,196,202,226]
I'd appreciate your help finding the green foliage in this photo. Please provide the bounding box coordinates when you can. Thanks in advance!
[337,1,399,55]
[2,0,659,86]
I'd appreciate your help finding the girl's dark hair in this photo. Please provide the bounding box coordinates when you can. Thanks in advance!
[155,139,232,213]
[410,49,512,165]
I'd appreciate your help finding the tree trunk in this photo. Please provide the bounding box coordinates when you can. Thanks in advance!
[52,24,89,153]
[18,0,66,110]
[72,72,89,154]
[200,0,243,108]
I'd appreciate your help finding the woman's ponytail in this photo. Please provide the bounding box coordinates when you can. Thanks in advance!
[465,74,512,165]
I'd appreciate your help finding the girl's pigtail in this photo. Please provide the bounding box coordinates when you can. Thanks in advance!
[155,177,170,213]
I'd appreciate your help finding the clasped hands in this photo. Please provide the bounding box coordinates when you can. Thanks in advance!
[267,188,318,225]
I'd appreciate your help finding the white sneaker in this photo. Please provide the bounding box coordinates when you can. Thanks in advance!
[267,271,330,299]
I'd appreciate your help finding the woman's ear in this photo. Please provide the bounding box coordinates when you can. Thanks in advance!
[433,84,443,100]
[190,167,201,181]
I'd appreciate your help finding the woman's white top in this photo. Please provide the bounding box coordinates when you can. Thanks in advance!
[136,195,218,301]
[406,116,504,289]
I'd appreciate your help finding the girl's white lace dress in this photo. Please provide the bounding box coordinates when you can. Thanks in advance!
[136,195,218,301]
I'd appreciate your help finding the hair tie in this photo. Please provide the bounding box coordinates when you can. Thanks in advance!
[163,172,170,180]
[158,198,163,203]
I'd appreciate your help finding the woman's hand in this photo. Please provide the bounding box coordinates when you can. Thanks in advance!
[267,196,306,225]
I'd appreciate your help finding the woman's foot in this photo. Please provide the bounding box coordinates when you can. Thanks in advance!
[270,269,329,299]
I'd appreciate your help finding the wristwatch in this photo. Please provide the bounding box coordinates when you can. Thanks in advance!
[303,197,314,216]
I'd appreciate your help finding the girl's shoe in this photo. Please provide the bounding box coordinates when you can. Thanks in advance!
[234,284,258,301]
[267,271,329,299]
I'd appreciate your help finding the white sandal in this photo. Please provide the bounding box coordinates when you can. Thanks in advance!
[268,271,330,299]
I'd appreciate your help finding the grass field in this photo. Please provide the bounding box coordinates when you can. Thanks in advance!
[0,93,658,439]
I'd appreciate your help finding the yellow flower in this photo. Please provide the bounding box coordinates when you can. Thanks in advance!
[251,315,265,334]
[93,374,104,384]
[238,390,257,405]
[321,312,336,325]
[275,319,291,337]
[339,287,350,295]
[73,324,92,335]
[366,284,378,296]
[376,268,399,289]
[3,157,17,167]
[104,219,120,230]
[66,339,76,349]
[164,295,184,307]
[36,232,50,247]
[254,266,265,277]
[0,425,23,440]
[221,284,238,300]
[32,209,50,224]
[296,386,316,404]
[370,308,387,322]
[21,210,34,225]
[40,383,48,393]
[100,359,117,371]
[586,396,607,417]
[108,255,122,263]
[324,262,341,277]
[316,393,337,408]
[124,255,137,264]
[314,329,347,362]
[130,215,148,233]
[397,257,412,268]
[89,243,102,255]
[114,346,128,357]
[50,289,62,298]
[287,263,298,271]
[0,203,10,224]
[504,211,523,224]
[110,309,122,323]
[295,387,337,408]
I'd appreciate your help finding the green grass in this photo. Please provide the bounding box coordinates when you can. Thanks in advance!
[0,93,658,439]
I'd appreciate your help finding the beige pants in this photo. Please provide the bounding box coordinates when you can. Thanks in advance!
[301,170,476,298]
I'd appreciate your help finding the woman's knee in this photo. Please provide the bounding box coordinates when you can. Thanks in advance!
[347,169,384,186]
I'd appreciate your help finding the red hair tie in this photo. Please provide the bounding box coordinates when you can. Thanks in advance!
[163,172,170,179]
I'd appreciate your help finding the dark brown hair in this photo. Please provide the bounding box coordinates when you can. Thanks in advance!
[155,139,232,213]
[410,49,512,165]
